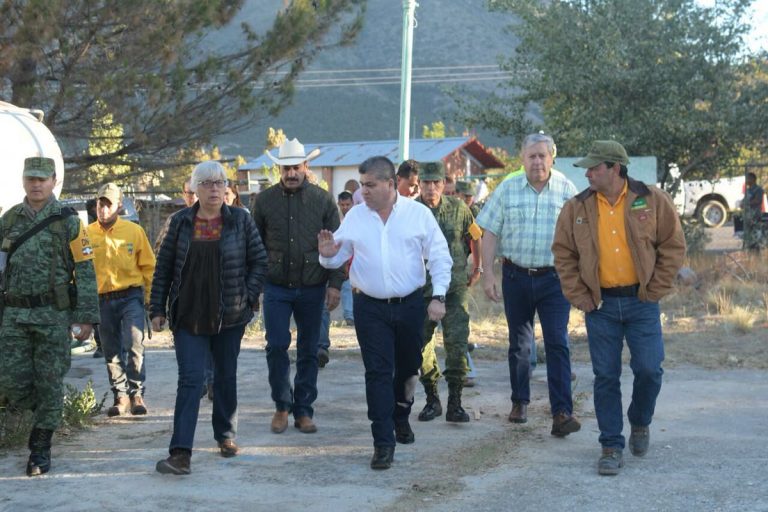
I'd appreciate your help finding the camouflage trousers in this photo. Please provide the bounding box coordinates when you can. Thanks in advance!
[0,316,71,430]
[420,286,470,388]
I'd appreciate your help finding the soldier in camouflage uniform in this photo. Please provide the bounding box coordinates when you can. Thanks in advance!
[0,157,99,476]
[416,162,483,423]
[456,180,481,218]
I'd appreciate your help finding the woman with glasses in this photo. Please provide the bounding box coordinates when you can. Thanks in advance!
[150,161,267,475]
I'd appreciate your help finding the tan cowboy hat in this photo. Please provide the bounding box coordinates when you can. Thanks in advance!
[266,138,321,166]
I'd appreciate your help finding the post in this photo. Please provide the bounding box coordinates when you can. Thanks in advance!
[398,0,417,163]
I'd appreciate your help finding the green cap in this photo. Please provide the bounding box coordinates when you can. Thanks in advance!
[573,140,630,168]
[23,157,55,178]
[419,161,446,181]
[455,181,475,195]
[97,182,122,204]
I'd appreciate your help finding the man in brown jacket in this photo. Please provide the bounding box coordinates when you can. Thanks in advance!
[552,140,685,476]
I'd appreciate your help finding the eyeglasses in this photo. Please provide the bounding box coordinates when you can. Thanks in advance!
[281,165,301,171]
[197,179,228,189]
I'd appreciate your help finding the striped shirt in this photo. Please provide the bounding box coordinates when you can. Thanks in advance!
[477,170,577,267]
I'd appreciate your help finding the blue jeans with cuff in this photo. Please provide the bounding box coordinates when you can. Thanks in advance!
[586,295,664,450]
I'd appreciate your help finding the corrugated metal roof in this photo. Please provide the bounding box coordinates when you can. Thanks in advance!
[240,137,474,170]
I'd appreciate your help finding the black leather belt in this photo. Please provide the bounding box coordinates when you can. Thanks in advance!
[600,284,639,297]
[3,292,55,308]
[503,259,555,277]
[354,288,420,304]
[99,287,141,301]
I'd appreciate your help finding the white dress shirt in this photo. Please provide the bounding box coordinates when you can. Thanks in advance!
[319,195,452,299]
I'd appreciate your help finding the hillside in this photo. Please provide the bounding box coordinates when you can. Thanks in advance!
[212,0,519,159]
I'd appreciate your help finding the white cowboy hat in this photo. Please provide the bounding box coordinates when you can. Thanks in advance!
[266,138,321,166]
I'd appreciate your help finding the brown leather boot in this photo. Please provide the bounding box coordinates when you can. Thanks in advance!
[107,396,130,417]
[294,416,317,434]
[130,395,148,415]
[271,410,289,433]
[508,401,528,423]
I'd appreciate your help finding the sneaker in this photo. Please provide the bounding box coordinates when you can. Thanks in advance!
[130,395,148,415]
[156,448,191,475]
[629,425,650,457]
[597,448,624,476]
[218,439,239,458]
[318,348,330,368]
[551,412,581,437]
[107,396,130,417]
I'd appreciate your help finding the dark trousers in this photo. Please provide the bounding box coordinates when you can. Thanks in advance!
[263,283,325,418]
[353,290,425,448]
[169,325,244,451]
[501,263,574,416]
[98,288,146,398]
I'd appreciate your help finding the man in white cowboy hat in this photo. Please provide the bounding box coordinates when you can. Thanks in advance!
[251,138,345,435]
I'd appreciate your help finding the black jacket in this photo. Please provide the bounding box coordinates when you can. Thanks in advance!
[251,180,344,289]
[150,203,267,331]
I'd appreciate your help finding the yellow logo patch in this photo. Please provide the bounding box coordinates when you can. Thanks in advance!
[70,224,95,262]
[468,222,483,241]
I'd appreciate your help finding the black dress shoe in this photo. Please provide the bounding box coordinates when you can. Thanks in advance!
[395,422,415,444]
[370,446,395,470]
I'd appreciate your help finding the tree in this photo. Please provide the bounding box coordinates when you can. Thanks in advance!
[453,0,768,183]
[0,0,364,188]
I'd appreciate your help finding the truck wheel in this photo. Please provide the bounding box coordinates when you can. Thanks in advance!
[698,200,728,228]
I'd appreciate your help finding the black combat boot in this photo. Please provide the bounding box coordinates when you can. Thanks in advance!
[445,382,470,423]
[417,385,442,422]
[26,428,54,477]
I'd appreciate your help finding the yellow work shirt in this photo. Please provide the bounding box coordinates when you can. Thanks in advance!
[596,182,639,288]
[86,217,156,303]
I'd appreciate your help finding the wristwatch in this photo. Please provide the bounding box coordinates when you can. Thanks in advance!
[431,295,446,303]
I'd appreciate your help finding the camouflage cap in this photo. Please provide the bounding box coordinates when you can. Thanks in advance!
[97,182,122,204]
[23,157,56,178]
[419,161,446,181]
[455,181,475,195]
[573,140,630,168]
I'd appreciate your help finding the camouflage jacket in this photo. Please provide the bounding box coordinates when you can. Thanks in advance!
[0,198,100,325]
[417,195,475,296]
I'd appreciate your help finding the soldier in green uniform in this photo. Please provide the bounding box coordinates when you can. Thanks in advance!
[456,180,481,219]
[416,162,483,423]
[0,157,99,476]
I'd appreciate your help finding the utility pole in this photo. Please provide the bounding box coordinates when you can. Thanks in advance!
[398,0,417,163]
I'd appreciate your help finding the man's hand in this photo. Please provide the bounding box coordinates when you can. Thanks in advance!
[71,323,93,341]
[151,316,167,332]
[467,267,482,288]
[482,272,502,302]
[573,296,597,313]
[326,287,340,312]
[427,299,446,322]
[318,230,341,258]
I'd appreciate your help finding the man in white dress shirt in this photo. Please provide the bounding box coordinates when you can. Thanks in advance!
[318,155,452,470]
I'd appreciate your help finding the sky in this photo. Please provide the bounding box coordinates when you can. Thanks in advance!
[697,0,768,53]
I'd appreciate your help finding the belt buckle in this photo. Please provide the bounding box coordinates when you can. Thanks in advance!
[527,268,537,276]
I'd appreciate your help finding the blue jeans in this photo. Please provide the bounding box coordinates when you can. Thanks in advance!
[169,325,245,451]
[586,296,664,450]
[341,279,353,321]
[319,306,330,351]
[98,288,146,398]
[263,283,325,418]
[501,263,573,415]
[353,290,425,447]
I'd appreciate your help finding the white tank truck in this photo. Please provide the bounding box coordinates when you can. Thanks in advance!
[0,101,66,215]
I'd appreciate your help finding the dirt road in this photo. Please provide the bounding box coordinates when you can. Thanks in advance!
[0,331,766,512]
